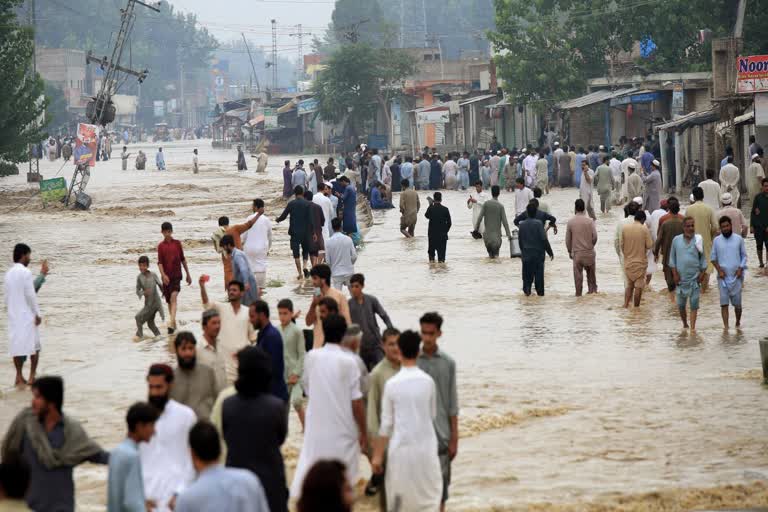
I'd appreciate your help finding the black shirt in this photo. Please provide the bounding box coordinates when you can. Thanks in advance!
[276,198,314,238]
[425,203,452,239]
[223,393,288,512]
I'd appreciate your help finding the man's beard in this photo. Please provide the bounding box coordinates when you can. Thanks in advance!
[723,231,732,238]
[178,355,196,370]
[148,393,169,412]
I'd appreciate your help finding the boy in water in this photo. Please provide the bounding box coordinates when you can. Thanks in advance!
[134,255,165,341]
[277,298,306,428]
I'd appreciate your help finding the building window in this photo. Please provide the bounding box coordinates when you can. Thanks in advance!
[424,54,433,61]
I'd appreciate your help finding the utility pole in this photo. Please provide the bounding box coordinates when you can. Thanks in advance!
[26,0,41,182]
[422,0,428,47]
[178,49,184,128]
[241,33,261,94]
[337,18,369,44]
[399,0,405,48]
[271,19,278,90]
[289,24,305,86]
[85,0,158,126]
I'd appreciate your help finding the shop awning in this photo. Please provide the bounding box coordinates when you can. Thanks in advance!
[557,87,637,110]
[485,98,510,108]
[654,109,720,132]
[407,103,450,114]
[459,94,499,106]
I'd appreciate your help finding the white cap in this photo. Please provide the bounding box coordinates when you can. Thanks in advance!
[721,192,732,205]
[633,196,643,205]
[599,145,605,150]
[554,141,559,146]
[628,162,637,169]
[753,153,761,161]
[652,159,660,167]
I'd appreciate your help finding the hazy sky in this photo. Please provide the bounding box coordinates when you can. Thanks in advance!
[168,0,335,59]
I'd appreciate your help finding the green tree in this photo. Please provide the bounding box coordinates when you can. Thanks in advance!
[489,0,735,110]
[0,0,48,164]
[313,43,415,142]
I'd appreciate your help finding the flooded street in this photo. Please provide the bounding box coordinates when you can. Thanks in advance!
[1,140,767,511]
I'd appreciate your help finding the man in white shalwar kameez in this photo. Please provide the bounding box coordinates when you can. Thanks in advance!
[719,157,741,207]
[290,314,367,499]
[140,364,197,512]
[313,184,336,242]
[372,330,442,512]
[243,199,273,290]
[620,154,639,203]
[467,181,488,234]
[4,243,43,386]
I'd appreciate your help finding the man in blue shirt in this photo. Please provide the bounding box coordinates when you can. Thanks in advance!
[249,300,289,402]
[711,215,748,328]
[641,145,654,173]
[108,402,158,512]
[370,183,394,209]
[336,176,358,235]
[669,216,708,330]
[176,421,270,512]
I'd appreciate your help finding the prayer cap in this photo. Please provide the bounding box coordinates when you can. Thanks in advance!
[721,192,732,205]
[632,196,643,205]
[753,153,761,161]
[652,159,660,167]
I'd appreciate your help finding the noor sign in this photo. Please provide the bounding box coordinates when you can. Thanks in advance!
[736,55,768,94]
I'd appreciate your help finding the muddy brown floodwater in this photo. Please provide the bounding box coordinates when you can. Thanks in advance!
[1,140,767,511]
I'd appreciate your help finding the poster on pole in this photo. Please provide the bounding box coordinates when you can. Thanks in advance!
[737,55,768,94]
[73,123,98,167]
[39,177,68,206]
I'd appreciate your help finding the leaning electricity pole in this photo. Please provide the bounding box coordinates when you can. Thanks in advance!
[85,0,159,126]
[241,33,261,95]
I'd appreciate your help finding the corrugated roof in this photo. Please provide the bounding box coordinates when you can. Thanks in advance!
[459,94,499,106]
[406,103,449,113]
[557,87,637,110]
[654,109,719,131]
[485,98,510,108]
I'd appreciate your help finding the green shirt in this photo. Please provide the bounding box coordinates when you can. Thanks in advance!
[279,322,305,380]
[594,164,613,194]
[417,347,458,449]
[366,358,400,437]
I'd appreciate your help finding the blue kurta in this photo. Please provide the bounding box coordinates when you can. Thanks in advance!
[231,248,259,306]
[341,186,358,233]
[108,439,145,512]
[175,465,270,512]
[429,160,442,190]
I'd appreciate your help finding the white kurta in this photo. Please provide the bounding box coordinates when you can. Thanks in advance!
[380,366,442,512]
[139,399,196,512]
[513,187,534,216]
[312,192,335,241]
[468,190,488,233]
[242,214,273,273]
[291,344,362,499]
[4,263,40,357]
[746,162,766,200]
[204,301,254,382]
[620,158,638,202]
[699,179,721,211]
[719,164,740,207]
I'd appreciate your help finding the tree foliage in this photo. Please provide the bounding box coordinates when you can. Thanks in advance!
[489,0,735,110]
[44,83,68,132]
[313,43,415,139]
[0,0,48,163]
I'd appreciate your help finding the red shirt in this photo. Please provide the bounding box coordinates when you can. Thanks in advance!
[157,239,185,279]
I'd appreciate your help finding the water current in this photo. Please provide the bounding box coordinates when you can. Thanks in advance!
[0,140,766,511]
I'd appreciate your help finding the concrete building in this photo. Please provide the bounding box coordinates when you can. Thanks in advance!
[36,48,87,113]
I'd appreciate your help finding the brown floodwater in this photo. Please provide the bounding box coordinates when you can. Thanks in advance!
[1,140,767,511]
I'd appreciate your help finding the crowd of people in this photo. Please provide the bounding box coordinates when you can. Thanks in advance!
[3,129,768,512]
